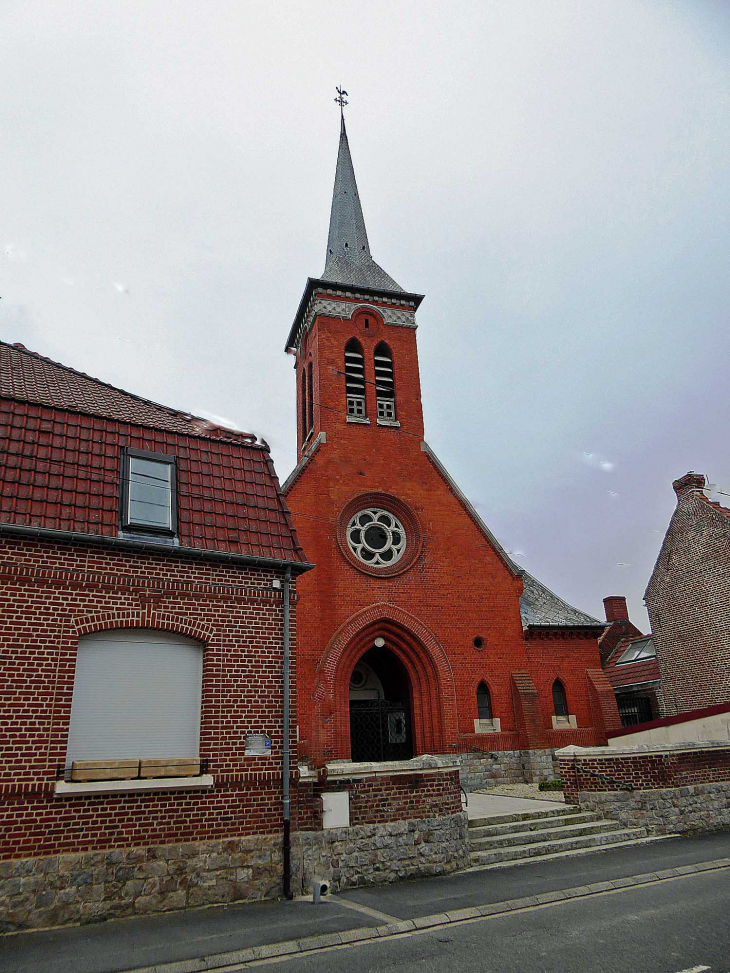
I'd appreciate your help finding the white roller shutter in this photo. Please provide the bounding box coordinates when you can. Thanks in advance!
[66,629,203,764]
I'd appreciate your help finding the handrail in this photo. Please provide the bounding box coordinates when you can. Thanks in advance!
[573,759,634,792]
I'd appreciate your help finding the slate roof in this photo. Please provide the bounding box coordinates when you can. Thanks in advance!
[604,636,661,689]
[0,341,308,565]
[321,118,405,294]
[517,567,603,627]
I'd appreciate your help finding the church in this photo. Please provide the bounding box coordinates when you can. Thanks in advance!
[283,105,621,786]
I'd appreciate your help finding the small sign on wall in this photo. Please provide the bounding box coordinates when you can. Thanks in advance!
[245,733,272,756]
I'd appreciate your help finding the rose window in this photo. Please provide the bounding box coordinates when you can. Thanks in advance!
[346,508,407,566]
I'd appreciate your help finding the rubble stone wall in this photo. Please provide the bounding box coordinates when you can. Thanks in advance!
[291,811,469,894]
[0,834,282,933]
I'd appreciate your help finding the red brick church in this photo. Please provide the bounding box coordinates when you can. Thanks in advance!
[284,110,620,784]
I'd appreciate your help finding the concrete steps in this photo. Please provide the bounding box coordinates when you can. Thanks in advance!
[467,805,652,868]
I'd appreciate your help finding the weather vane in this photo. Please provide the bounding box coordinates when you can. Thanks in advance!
[335,85,348,125]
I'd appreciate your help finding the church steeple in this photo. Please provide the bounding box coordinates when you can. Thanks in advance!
[322,111,404,294]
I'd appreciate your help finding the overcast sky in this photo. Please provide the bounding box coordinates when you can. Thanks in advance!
[2,1,729,627]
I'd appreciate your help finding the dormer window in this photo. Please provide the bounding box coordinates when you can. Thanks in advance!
[374,343,396,422]
[345,338,366,419]
[122,449,176,534]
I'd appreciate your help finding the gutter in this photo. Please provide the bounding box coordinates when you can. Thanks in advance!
[282,566,293,899]
[0,522,314,575]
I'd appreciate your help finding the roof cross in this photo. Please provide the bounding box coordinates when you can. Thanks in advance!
[334,86,348,128]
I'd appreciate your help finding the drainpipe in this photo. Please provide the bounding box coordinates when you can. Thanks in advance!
[282,566,293,899]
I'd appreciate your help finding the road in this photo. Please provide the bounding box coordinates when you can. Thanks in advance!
[275,869,730,973]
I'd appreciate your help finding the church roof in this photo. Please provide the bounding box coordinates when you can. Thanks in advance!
[517,567,603,628]
[321,117,405,294]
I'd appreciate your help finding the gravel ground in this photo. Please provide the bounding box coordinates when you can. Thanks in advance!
[474,783,566,802]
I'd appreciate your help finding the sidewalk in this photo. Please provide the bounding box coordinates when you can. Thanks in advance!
[3,830,730,973]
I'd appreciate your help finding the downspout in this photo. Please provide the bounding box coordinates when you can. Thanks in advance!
[282,565,293,899]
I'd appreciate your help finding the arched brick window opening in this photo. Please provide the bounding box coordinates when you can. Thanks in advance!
[374,342,396,422]
[476,681,492,721]
[552,679,568,718]
[300,367,308,442]
[344,338,366,418]
[306,361,314,436]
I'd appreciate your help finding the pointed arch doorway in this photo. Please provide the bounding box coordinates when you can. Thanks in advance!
[349,640,413,762]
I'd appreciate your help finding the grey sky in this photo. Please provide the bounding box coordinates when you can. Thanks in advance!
[2,1,729,627]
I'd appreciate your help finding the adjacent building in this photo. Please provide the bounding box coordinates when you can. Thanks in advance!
[646,471,730,716]
[0,340,311,927]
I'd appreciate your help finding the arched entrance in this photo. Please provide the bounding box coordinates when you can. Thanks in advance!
[349,642,413,762]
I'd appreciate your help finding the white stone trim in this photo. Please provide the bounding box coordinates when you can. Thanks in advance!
[54,775,214,797]
[552,714,577,729]
[377,419,401,428]
[558,741,730,757]
[474,718,501,733]
[325,756,459,779]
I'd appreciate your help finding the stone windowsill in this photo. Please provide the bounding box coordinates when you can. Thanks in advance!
[346,416,371,425]
[54,775,215,797]
[473,718,502,734]
[376,419,401,428]
[552,715,578,730]
[325,756,460,779]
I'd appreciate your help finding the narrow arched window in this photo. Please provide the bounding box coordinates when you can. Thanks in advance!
[374,342,396,421]
[552,680,568,718]
[301,367,308,442]
[476,681,492,721]
[307,361,314,436]
[344,338,366,418]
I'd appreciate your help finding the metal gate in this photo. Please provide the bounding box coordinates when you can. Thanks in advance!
[349,699,413,762]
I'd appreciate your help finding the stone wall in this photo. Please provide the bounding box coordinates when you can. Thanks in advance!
[456,748,558,791]
[291,811,468,894]
[0,834,282,933]
[573,782,730,836]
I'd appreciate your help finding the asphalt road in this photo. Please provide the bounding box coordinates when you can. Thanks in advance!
[279,870,730,973]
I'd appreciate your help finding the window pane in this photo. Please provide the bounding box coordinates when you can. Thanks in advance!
[128,457,171,528]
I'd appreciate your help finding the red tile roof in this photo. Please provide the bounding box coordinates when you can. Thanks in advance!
[0,342,255,443]
[0,342,308,565]
[604,636,661,689]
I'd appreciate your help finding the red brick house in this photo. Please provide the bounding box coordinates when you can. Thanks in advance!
[283,115,620,788]
[646,471,730,716]
[0,340,311,928]
[597,595,660,727]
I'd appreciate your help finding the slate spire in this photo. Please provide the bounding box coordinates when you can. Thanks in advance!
[322,115,404,293]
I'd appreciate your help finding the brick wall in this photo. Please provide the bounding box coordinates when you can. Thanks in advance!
[558,743,730,805]
[0,536,295,861]
[287,295,612,767]
[645,481,730,715]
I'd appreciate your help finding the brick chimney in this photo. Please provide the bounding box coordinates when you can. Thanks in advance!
[672,471,707,499]
[603,596,629,623]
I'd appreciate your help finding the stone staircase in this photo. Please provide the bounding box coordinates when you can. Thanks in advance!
[467,805,659,868]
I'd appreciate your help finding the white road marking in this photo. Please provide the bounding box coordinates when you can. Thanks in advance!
[672,967,710,973]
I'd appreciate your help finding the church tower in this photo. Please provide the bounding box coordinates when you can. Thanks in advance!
[284,101,619,773]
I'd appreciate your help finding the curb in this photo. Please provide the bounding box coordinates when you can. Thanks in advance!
[123,857,730,973]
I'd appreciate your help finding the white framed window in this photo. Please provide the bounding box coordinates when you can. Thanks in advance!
[122,448,176,533]
[66,629,203,769]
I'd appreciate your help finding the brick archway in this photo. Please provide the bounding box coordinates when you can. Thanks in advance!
[312,604,458,763]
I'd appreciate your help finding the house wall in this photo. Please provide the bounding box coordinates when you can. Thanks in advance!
[608,702,730,747]
[645,484,730,715]
[0,536,295,928]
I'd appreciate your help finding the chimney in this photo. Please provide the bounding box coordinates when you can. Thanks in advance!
[672,471,707,499]
[603,596,629,623]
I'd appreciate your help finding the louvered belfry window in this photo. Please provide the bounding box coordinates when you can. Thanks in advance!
[344,338,366,418]
[374,342,396,421]
[301,367,308,442]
